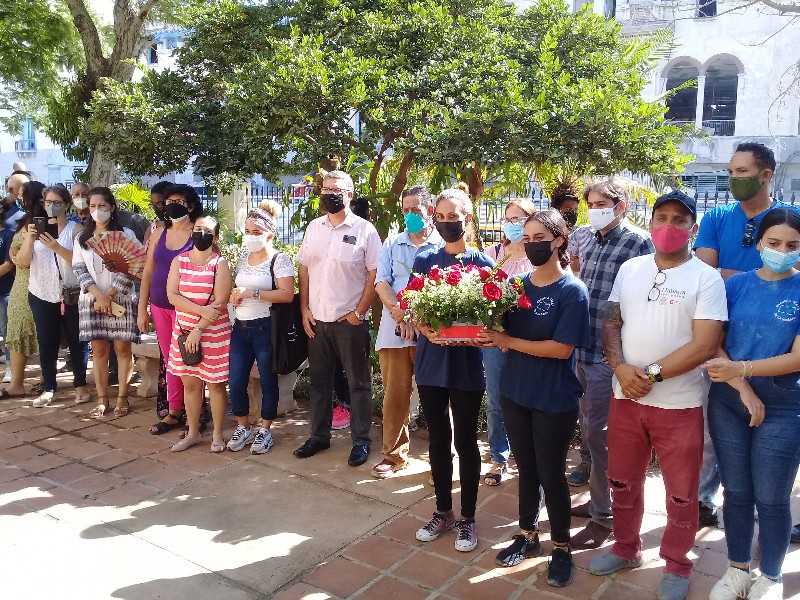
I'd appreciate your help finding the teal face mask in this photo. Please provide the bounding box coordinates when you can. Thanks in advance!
[503,222,525,244]
[761,247,800,274]
[404,212,425,234]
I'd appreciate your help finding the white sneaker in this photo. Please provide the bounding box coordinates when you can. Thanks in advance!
[3,369,11,383]
[226,425,254,451]
[748,575,783,600]
[250,428,274,454]
[710,566,751,600]
[454,519,478,552]
[32,391,54,407]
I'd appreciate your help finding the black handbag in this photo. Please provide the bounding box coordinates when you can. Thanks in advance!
[176,257,219,367]
[269,253,308,375]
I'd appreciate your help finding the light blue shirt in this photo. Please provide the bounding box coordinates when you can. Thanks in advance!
[374,229,444,351]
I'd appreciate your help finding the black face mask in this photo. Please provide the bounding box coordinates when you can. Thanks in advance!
[191,231,214,251]
[561,211,578,229]
[434,220,466,243]
[524,240,555,267]
[164,202,189,221]
[153,206,167,221]
[321,193,345,215]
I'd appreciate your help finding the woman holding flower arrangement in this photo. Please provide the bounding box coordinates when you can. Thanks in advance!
[478,209,590,587]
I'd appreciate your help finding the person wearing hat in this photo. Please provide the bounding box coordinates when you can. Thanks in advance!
[588,190,727,600]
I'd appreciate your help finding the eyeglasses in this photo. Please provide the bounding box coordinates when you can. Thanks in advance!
[43,200,64,206]
[166,197,187,205]
[320,187,350,195]
[648,270,667,302]
[501,217,526,225]
[742,219,756,247]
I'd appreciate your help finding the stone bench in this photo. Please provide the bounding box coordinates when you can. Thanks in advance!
[131,333,160,398]
[247,360,306,422]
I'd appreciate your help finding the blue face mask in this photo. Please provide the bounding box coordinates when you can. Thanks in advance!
[503,222,525,244]
[404,212,426,234]
[761,247,800,274]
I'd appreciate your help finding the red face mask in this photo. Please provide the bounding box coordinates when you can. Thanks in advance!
[651,224,690,254]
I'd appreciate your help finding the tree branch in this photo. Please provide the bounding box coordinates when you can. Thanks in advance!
[138,0,161,20]
[64,0,108,75]
[756,0,800,13]
[369,132,397,194]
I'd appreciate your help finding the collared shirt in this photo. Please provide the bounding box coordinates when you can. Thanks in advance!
[567,224,595,264]
[296,210,382,323]
[577,219,654,364]
[374,229,444,351]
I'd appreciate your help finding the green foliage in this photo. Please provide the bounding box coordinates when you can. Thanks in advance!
[111,182,157,220]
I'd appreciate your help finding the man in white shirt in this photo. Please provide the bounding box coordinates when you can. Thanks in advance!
[588,191,727,600]
[295,171,382,466]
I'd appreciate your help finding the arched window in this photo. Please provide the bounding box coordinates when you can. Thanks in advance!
[665,61,699,124]
[703,60,739,136]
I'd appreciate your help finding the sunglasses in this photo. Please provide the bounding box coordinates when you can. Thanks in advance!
[648,270,667,302]
[742,219,756,247]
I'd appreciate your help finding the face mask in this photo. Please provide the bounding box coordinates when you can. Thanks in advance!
[243,233,267,252]
[192,231,214,251]
[588,207,618,231]
[561,210,578,229]
[45,203,65,218]
[321,193,345,215]
[503,222,525,244]
[524,240,555,267]
[434,220,465,243]
[729,174,764,202]
[165,202,189,222]
[153,206,167,221]
[761,247,800,274]
[91,208,111,223]
[650,224,691,254]
[404,212,426,234]
[73,197,88,211]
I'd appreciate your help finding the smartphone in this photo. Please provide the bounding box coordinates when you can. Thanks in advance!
[34,217,46,237]
[110,302,126,317]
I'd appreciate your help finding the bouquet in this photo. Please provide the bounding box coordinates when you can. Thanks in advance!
[398,258,532,341]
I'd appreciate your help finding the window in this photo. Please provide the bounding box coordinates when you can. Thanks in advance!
[697,0,717,17]
[166,37,178,50]
[148,43,158,64]
[702,61,739,136]
[681,173,729,194]
[790,179,800,192]
[664,62,699,123]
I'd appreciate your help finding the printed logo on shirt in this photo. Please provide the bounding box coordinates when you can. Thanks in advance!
[775,300,799,323]
[657,286,687,306]
[534,297,554,316]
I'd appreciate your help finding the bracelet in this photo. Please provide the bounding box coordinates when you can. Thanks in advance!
[748,360,754,378]
[193,325,202,333]
[741,361,747,379]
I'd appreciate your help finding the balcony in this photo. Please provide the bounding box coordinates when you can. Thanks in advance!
[14,139,36,157]
[701,119,735,137]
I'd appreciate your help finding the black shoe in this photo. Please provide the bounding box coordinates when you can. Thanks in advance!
[546,547,573,587]
[792,524,800,544]
[698,504,719,530]
[348,444,370,466]
[496,534,542,567]
[294,438,330,458]
[58,360,73,374]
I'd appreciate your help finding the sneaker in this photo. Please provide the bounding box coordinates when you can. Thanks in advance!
[567,462,591,487]
[250,428,274,454]
[748,575,783,600]
[791,524,800,544]
[226,425,254,451]
[699,503,720,529]
[415,511,456,542]
[496,534,542,567]
[332,404,351,430]
[32,391,54,407]
[547,547,573,587]
[454,519,478,552]
[658,573,689,600]
[3,369,11,383]
[710,566,751,600]
[589,551,643,576]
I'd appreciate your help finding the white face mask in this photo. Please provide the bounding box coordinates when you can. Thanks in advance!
[587,207,617,231]
[243,233,267,252]
[73,197,88,211]
[91,208,111,223]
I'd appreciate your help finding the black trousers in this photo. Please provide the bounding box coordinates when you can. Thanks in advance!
[501,395,578,543]
[418,385,483,519]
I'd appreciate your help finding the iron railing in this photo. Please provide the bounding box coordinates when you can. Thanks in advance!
[701,119,735,137]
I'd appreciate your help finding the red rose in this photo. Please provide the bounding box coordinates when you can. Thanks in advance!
[399,296,409,310]
[406,276,425,291]
[510,277,523,293]
[494,268,509,281]
[478,266,493,282]
[482,281,502,301]
[428,266,444,281]
[517,294,532,309]
[450,263,462,271]
[445,269,462,285]
[465,264,479,274]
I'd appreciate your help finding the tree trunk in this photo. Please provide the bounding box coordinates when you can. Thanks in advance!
[390,151,415,200]
[88,144,118,186]
[460,161,485,251]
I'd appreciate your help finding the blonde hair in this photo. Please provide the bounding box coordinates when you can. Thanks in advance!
[247,199,279,236]
[257,199,280,218]
[501,197,537,246]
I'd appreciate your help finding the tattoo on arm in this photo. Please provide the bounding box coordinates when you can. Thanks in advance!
[602,301,624,370]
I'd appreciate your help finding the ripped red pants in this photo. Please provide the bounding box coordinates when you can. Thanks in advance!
[607,398,704,577]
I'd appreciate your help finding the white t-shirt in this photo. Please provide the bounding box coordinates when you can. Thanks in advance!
[29,220,80,303]
[608,254,727,409]
[234,250,294,321]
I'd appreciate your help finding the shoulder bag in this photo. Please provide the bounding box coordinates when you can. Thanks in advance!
[269,253,308,375]
[177,256,219,367]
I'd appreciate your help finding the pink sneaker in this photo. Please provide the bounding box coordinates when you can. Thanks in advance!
[332,405,351,430]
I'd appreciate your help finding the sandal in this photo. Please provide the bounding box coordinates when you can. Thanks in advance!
[210,440,226,453]
[89,400,109,419]
[0,388,28,399]
[150,412,184,435]
[483,462,508,487]
[114,396,130,418]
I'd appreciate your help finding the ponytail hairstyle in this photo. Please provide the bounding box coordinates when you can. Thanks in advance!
[550,181,580,210]
[501,197,537,246]
[526,208,571,268]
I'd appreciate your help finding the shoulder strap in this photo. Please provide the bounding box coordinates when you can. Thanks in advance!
[204,255,220,306]
[269,253,279,290]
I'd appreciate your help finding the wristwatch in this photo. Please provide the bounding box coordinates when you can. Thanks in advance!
[253,289,260,301]
[645,363,663,383]
[354,310,364,321]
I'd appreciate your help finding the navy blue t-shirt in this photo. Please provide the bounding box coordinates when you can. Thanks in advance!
[413,248,496,391]
[500,273,590,412]
[0,226,15,296]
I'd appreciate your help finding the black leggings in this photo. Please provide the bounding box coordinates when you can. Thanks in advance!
[418,385,483,519]
[501,395,578,543]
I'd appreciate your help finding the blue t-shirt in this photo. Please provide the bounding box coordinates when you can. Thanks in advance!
[413,248,496,391]
[694,201,800,271]
[724,270,800,388]
[0,226,15,296]
[500,274,590,412]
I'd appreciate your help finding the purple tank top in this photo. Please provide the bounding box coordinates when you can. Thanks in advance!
[150,229,193,308]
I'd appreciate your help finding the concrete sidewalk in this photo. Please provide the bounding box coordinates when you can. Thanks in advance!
[0,384,798,600]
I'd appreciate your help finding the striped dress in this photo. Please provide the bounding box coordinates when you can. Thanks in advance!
[167,252,232,383]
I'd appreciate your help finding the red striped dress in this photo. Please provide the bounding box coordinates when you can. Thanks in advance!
[167,252,232,383]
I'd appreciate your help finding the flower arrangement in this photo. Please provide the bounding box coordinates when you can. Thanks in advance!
[398,258,532,338]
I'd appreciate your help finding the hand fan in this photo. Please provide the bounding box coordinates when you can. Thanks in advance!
[86,231,147,281]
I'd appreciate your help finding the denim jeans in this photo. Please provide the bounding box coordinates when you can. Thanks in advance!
[482,346,510,465]
[229,317,279,421]
[709,379,800,579]
[0,292,9,362]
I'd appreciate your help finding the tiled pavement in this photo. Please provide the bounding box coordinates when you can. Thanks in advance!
[0,378,799,599]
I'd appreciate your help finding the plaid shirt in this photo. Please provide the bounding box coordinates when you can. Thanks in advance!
[577,220,654,364]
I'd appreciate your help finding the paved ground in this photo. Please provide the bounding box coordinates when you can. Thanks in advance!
[0,372,799,600]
